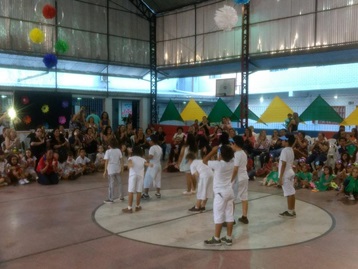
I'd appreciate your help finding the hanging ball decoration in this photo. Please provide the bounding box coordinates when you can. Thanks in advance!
[43,53,58,68]
[29,28,45,44]
[41,104,49,113]
[58,116,66,125]
[21,96,30,105]
[42,4,56,19]
[234,0,250,4]
[214,5,239,31]
[55,39,69,54]
[62,100,69,108]
[23,115,32,125]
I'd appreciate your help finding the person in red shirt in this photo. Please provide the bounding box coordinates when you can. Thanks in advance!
[36,149,59,185]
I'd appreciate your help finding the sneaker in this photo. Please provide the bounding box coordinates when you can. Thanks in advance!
[114,197,125,202]
[204,236,222,246]
[182,191,192,195]
[155,193,161,198]
[103,199,114,204]
[200,207,206,212]
[188,206,201,212]
[122,208,133,213]
[191,189,197,194]
[279,211,296,218]
[349,194,355,201]
[141,193,149,200]
[220,236,233,246]
[135,206,142,212]
[23,179,30,184]
[18,179,26,185]
[238,216,249,224]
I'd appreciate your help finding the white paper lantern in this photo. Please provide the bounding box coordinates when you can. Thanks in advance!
[214,5,238,31]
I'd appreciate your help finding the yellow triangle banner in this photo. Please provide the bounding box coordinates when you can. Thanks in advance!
[180,99,207,121]
[341,107,358,126]
[258,96,294,123]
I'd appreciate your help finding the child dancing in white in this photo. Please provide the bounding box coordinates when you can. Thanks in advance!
[103,139,123,203]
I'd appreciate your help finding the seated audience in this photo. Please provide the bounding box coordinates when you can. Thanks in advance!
[36,149,60,185]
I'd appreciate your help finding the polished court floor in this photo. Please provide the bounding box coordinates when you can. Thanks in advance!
[0,170,357,269]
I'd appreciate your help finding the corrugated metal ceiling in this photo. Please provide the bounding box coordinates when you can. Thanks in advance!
[141,0,211,14]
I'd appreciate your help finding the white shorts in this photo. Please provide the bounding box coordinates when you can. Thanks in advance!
[143,164,162,189]
[233,179,248,201]
[282,175,295,197]
[128,174,143,193]
[213,189,235,224]
[196,175,213,200]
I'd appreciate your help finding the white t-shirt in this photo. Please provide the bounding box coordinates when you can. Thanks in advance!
[190,159,213,179]
[208,160,234,192]
[233,150,249,181]
[148,145,162,165]
[75,156,91,166]
[95,152,105,165]
[128,156,147,177]
[279,147,295,178]
[104,148,122,175]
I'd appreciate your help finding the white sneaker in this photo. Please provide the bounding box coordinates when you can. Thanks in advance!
[18,179,26,185]
[23,179,30,184]
[182,191,192,195]
[191,189,197,194]
[349,194,355,201]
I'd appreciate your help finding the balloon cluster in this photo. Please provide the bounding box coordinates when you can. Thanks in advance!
[29,2,68,69]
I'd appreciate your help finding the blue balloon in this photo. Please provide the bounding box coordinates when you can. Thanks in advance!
[234,0,250,4]
[43,53,58,68]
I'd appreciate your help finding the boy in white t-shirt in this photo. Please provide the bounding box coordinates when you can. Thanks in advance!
[203,144,235,246]
[142,135,163,199]
[103,139,123,204]
[122,146,151,213]
[75,148,95,174]
[186,152,213,212]
[231,136,250,224]
[278,134,296,218]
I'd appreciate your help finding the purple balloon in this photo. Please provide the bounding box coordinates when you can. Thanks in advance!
[62,100,69,108]
[43,53,58,68]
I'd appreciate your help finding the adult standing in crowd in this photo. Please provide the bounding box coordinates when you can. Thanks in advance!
[333,125,346,140]
[99,111,111,132]
[288,112,300,133]
[70,106,87,132]
[156,126,167,161]
[83,127,98,162]
[50,127,69,163]
[30,126,47,166]
[199,116,210,137]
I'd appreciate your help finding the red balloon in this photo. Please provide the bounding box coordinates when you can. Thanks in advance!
[23,115,32,125]
[42,4,56,19]
[22,96,29,105]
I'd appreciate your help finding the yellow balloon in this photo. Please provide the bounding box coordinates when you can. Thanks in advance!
[41,105,49,113]
[29,28,44,44]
